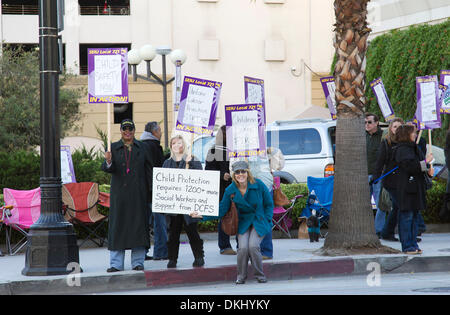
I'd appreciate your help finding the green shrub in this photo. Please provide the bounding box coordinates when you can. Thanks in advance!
[0,150,40,190]
[424,180,449,223]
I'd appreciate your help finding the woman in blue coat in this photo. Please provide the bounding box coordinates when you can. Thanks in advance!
[194,160,274,284]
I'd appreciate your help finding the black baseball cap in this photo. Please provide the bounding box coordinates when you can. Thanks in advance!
[120,119,135,130]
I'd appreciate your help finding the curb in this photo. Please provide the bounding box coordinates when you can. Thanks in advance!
[2,254,450,295]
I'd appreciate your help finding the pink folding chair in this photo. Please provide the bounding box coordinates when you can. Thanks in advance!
[271,177,303,238]
[2,187,41,255]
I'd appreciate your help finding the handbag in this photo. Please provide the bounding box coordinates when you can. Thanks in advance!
[424,173,433,190]
[378,187,392,212]
[221,194,239,236]
[273,187,290,206]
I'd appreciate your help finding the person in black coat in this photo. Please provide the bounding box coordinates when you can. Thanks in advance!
[394,124,433,254]
[205,125,236,255]
[373,118,403,241]
[102,119,154,272]
[163,134,205,269]
[140,122,169,260]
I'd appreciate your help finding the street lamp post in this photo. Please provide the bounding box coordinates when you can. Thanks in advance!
[22,0,79,276]
[128,45,186,149]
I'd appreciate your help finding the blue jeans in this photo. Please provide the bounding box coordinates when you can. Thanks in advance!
[381,187,399,238]
[218,219,237,252]
[147,203,168,259]
[110,246,146,270]
[416,212,426,235]
[369,175,385,234]
[398,211,419,252]
[260,188,274,258]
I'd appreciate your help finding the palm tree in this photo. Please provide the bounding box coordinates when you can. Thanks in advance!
[321,0,395,255]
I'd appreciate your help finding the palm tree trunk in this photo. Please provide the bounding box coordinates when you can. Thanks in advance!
[322,0,382,252]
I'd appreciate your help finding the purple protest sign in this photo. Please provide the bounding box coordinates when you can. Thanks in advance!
[88,48,129,104]
[370,77,395,121]
[319,76,337,120]
[439,70,450,113]
[244,76,266,123]
[415,75,441,130]
[175,76,222,136]
[225,104,266,158]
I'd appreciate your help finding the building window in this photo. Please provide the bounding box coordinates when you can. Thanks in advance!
[1,0,38,15]
[78,0,130,16]
[114,103,133,124]
[79,43,131,75]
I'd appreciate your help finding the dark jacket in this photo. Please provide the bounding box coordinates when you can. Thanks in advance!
[101,139,153,250]
[162,155,203,225]
[366,127,383,175]
[373,138,399,190]
[394,142,427,212]
[141,136,165,203]
[205,147,231,200]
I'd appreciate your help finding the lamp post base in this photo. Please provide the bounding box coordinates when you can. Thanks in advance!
[22,224,80,276]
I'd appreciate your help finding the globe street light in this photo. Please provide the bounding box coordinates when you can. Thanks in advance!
[128,46,186,149]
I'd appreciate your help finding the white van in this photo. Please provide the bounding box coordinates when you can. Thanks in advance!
[266,118,336,183]
[192,118,336,184]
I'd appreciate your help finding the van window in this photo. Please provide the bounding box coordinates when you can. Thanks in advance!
[267,128,322,155]
[192,136,216,163]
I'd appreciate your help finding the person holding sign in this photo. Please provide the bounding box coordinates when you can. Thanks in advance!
[393,125,433,254]
[205,126,236,255]
[140,121,169,261]
[102,119,154,272]
[192,161,274,284]
[162,134,205,269]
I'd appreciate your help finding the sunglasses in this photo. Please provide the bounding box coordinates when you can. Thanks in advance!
[235,170,247,175]
[122,126,135,132]
[365,121,375,125]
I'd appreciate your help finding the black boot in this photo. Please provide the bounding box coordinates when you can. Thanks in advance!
[193,257,205,267]
[314,232,320,242]
[309,232,314,243]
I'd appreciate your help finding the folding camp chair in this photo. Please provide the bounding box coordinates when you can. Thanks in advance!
[300,176,334,237]
[2,187,41,255]
[272,176,303,238]
[62,182,108,248]
[0,205,14,256]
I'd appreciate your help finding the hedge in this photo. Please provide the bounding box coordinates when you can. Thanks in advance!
[331,19,450,147]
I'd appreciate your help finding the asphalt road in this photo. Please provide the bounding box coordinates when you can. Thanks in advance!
[95,272,450,296]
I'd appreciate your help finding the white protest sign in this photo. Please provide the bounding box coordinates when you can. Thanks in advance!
[231,110,260,151]
[152,168,220,216]
[183,84,215,127]
[94,54,122,96]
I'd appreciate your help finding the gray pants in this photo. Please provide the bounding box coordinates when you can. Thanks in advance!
[237,227,266,282]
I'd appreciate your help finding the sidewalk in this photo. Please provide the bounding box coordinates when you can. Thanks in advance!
[1,232,450,295]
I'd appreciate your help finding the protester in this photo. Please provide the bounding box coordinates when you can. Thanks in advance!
[140,121,168,261]
[193,160,273,284]
[373,117,404,241]
[163,134,205,268]
[247,155,274,260]
[365,113,384,237]
[393,124,433,254]
[406,121,427,238]
[102,119,154,272]
[205,125,236,255]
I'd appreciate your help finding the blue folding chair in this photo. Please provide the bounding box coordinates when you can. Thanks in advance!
[300,176,334,237]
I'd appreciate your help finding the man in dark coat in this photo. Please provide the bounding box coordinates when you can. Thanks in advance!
[140,121,168,260]
[366,113,384,237]
[102,119,154,272]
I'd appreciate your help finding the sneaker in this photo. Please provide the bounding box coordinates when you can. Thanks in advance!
[235,279,246,284]
[132,265,144,271]
[221,249,237,255]
[382,235,399,242]
[154,257,168,261]
[167,260,177,268]
[262,256,272,260]
[106,267,122,273]
[145,255,153,261]
[404,250,420,255]
[193,257,205,267]
[257,278,268,283]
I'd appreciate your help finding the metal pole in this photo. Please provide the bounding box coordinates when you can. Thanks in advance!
[22,0,79,276]
[162,54,169,149]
